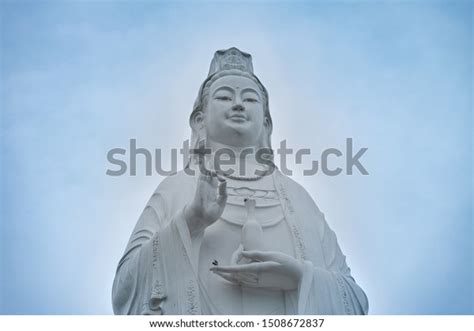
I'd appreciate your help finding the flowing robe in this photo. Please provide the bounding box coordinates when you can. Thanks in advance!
[112,169,368,315]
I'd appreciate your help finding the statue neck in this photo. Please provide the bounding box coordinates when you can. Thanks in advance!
[207,140,258,160]
[205,139,267,177]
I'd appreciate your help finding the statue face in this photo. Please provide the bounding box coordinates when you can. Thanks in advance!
[204,75,266,147]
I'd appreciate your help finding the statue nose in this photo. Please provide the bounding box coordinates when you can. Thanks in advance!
[232,103,245,111]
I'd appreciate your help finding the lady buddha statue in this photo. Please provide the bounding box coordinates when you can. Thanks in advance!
[112,47,368,315]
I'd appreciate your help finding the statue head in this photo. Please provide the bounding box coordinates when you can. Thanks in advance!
[189,48,273,158]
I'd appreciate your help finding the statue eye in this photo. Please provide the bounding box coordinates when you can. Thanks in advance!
[215,96,232,101]
[244,98,258,103]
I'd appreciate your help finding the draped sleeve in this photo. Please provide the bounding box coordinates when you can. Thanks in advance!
[298,213,369,314]
[277,172,368,315]
[112,172,196,315]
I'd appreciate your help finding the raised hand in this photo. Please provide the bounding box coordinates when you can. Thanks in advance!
[184,167,227,236]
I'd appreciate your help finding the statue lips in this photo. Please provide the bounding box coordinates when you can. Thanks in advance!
[228,114,247,123]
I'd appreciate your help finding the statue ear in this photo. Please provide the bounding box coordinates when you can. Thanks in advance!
[190,111,205,131]
[264,116,273,135]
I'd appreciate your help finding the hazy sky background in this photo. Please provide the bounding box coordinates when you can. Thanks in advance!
[1,0,472,314]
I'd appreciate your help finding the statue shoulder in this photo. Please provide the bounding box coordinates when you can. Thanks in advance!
[274,171,323,215]
[146,170,196,223]
[152,169,196,195]
[274,171,330,241]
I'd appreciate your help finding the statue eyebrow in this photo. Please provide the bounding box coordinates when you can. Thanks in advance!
[211,86,234,96]
[241,88,261,100]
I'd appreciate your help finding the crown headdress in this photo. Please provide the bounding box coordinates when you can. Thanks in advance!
[208,47,254,76]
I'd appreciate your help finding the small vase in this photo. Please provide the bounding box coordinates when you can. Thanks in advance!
[241,198,263,263]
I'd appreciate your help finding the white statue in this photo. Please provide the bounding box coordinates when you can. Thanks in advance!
[112,48,368,315]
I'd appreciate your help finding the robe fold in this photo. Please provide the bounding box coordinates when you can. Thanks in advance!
[112,169,368,315]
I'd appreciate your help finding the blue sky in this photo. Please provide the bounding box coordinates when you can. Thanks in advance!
[1,0,472,314]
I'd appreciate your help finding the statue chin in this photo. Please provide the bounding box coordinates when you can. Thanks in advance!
[217,124,264,148]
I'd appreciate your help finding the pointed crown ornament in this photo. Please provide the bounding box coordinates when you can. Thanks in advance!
[208,47,254,76]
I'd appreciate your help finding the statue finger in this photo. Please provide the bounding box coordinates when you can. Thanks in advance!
[197,156,212,177]
[241,250,289,264]
[214,271,258,287]
[230,244,243,265]
[198,170,213,182]
[204,170,222,188]
[235,273,263,288]
[235,272,258,284]
[217,180,227,205]
[210,261,279,273]
[212,271,239,285]
[215,171,227,182]
[216,270,256,283]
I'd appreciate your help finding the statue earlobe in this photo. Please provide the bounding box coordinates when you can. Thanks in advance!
[264,116,273,135]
